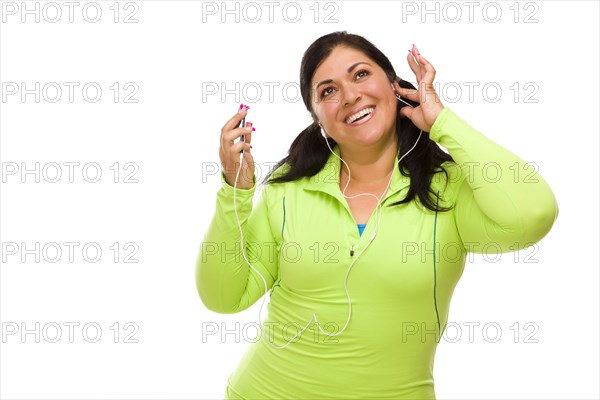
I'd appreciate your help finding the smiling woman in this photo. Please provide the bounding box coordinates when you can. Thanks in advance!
[196,31,559,399]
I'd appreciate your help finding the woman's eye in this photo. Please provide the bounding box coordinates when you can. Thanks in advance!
[319,70,368,99]
[321,87,334,98]
[356,70,369,79]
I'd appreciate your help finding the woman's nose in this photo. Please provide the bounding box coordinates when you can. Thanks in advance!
[341,84,361,106]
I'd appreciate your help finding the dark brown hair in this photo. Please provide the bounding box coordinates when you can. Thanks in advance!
[261,31,455,212]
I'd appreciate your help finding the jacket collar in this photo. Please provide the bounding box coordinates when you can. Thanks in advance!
[303,144,411,206]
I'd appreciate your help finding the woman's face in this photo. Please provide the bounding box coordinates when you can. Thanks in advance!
[310,46,398,148]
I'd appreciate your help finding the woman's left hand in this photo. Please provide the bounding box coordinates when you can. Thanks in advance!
[393,44,445,132]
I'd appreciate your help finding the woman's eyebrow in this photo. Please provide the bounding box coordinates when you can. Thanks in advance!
[314,62,372,90]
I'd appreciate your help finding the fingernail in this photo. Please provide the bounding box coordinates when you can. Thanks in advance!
[252,127,255,131]
[239,103,243,109]
[250,145,253,149]
[244,105,250,110]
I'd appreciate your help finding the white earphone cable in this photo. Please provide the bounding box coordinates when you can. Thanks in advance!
[232,94,421,349]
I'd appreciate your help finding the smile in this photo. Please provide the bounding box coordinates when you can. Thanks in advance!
[345,107,375,126]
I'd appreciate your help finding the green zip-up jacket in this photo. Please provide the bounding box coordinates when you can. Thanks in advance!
[196,107,558,399]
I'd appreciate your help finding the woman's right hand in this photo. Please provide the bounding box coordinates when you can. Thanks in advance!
[219,104,255,190]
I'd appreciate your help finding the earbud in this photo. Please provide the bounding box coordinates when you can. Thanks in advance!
[319,123,328,139]
[392,82,403,102]
[392,82,402,101]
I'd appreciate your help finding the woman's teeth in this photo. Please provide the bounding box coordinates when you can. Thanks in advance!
[345,107,374,124]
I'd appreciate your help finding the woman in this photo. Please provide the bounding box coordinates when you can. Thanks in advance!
[196,31,558,399]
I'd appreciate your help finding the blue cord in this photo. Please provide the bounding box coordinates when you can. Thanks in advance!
[433,190,441,338]
[281,196,286,240]
[268,197,286,300]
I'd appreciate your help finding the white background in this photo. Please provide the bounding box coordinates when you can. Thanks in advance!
[1,1,598,399]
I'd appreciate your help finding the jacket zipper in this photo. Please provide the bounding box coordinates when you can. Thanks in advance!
[346,183,407,258]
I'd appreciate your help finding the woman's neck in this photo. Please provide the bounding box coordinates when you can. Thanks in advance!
[338,138,398,191]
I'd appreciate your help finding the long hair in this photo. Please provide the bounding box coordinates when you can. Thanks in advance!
[260,31,455,212]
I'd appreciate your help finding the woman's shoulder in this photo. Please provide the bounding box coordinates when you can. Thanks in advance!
[439,160,463,183]
[268,161,292,181]
[258,162,296,197]
[430,160,466,208]
[259,161,321,201]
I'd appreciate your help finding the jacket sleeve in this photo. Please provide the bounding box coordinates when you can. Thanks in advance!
[195,172,279,314]
[429,107,559,254]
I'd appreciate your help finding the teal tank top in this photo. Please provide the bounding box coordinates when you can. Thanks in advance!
[357,223,367,236]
